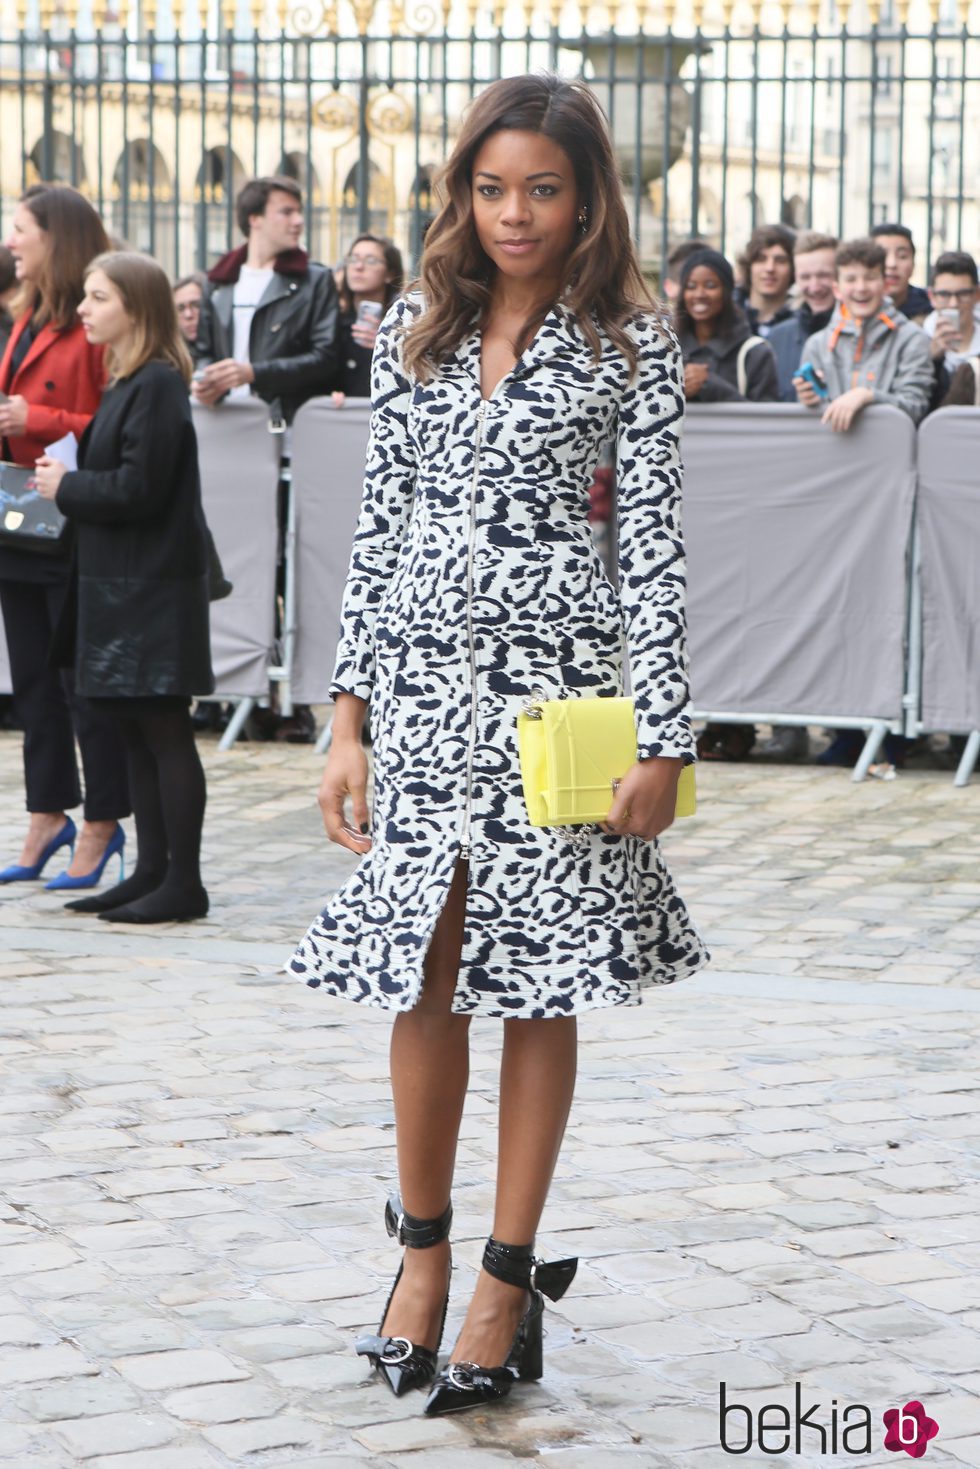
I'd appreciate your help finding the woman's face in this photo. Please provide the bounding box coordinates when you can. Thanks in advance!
[77,268,134,349]
[343,239,391,301]
[6,203,48,286]
[173,281,202,342]
[471,128,581,287]
[683,266,726,325]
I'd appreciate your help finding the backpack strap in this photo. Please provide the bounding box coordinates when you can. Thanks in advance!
[972,356,980,406]
[737,335,765,398]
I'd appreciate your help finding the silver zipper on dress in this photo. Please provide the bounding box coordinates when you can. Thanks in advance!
[459,399,488,861]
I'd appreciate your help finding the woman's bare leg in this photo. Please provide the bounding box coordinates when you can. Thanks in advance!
[378,859,470,1350]
[450,1013,578,1365]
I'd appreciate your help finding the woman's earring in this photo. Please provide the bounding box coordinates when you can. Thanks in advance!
[577,206,589,235]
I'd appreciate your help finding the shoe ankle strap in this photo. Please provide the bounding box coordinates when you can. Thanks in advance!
[482,1235,578,1301]
[385,1194,453,1249]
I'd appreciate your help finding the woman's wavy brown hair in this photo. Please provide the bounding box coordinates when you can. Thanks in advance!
[18,184,111,331]
[402,74,659,382]
[86,251,193,386]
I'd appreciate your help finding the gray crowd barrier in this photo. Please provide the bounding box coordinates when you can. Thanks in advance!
[289,397,372,726]
[916,407,980,786]
[683,403,918,780]
[191,398,282,746]
[0,634,10,696]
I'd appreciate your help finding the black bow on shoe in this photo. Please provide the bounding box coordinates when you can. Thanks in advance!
[529,1255,578,1301]
[482,1237,578,1300]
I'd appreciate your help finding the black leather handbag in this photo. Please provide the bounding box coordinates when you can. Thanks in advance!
[0,460,69,554]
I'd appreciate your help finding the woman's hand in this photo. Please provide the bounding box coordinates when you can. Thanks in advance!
[684,362,709,399]
[0,395,29,437]
[350,316,380,351]
[32,455,68,500]
[601,756,684,841]
[331,391,347,408]
[318,734,372,855]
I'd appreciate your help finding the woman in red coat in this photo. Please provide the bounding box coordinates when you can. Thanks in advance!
[0,185,130,888]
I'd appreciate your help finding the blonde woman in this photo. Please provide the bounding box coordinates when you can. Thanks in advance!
[290,74,707,1415]
[34,252,214,924]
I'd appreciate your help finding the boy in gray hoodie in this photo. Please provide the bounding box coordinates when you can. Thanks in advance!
[793,237,933,430]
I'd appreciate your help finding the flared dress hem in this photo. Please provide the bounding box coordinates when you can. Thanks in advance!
[287,940,710,1019]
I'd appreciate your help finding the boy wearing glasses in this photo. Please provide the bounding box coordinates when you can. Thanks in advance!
[924,251,980,369]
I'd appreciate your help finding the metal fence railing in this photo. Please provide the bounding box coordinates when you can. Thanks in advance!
[1,0,977,278]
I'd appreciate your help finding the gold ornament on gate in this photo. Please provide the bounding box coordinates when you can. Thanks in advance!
[367,90,413,138]
[314,90,359,130]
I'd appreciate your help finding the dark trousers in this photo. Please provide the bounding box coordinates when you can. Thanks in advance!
[0,578,131,821]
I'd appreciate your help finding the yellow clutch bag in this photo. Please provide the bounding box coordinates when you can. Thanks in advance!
[517,694,696,827]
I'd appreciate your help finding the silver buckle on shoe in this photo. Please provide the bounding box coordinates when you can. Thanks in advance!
[529,1258,539,1291]
[447,1361,483,1390]
[381,1337,414,1364]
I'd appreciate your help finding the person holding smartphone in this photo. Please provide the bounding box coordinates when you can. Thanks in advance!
[331,234,404,403]
[33,252,213,924]
[924,251,980,370]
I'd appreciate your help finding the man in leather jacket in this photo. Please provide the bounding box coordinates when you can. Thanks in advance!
[194,177,339,741]
[193,176,339,424]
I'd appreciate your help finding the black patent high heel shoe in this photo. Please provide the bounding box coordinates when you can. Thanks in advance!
[423,1235,577,1417]
[355,1194,452,1396]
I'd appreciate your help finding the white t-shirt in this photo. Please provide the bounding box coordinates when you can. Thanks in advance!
[923,305,980,368]
[230,265,274,400]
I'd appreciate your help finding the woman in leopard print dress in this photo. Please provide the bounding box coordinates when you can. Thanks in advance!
[289,74,707,1415]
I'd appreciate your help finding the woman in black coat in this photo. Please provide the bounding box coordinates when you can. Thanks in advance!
[35,251,214,923]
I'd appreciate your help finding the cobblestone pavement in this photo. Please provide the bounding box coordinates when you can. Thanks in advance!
[1,728,979,1468]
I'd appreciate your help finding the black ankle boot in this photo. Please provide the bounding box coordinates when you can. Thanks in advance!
[355,1195,453,1396]
[423,1235,577,1417]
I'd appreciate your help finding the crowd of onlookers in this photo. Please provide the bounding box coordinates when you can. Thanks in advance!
[663,221,980,419]
[661,221,980,764]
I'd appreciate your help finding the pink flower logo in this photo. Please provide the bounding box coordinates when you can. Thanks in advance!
[883,1401,939,1457]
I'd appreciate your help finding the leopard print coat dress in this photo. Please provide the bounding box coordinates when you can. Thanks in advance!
[288,295,708,1017]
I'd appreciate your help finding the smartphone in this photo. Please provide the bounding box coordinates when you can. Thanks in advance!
[356,300,383,326]
[938,307,962,348]
[797,361,829,400]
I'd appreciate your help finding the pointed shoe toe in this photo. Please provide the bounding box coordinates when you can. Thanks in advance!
[355,1331,438,1397]
[423,1361,516,1417]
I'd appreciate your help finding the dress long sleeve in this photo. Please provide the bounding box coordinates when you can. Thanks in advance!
[329,297,418,700]
[615,318,695,764]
